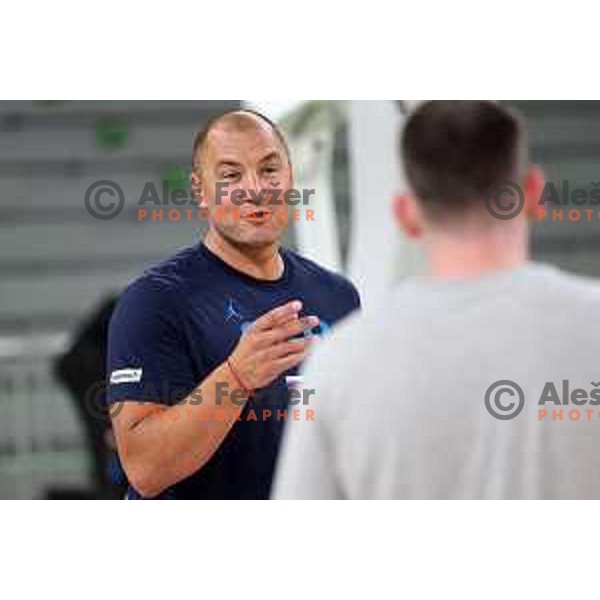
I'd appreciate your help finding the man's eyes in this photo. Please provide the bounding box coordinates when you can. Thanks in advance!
[219,166,279,179]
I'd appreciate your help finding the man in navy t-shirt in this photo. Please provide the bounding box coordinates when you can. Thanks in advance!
[107,109,360,499]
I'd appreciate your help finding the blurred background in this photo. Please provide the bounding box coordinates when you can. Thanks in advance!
[0,100,598,498]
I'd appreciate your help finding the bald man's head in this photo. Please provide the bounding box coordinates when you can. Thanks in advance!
[191,108,291,176]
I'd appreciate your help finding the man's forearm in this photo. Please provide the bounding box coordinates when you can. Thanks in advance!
[118,362,250,497]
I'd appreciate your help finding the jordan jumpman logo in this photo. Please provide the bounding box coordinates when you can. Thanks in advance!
[225,298,244,323]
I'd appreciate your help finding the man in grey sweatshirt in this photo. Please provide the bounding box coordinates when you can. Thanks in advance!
[273,100,600,499]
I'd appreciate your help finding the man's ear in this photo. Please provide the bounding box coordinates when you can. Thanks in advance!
[393,193,424,239]
[523,165,545,220]
[191,171,206,207]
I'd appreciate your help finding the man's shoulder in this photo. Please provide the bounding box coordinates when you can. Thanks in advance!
[141,244,204,288]
[284,248,360,301]
[510,263,600,316]
[116,245,204,314]
[538,264,600,298]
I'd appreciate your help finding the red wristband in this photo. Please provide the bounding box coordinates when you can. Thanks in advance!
[227,358,253,396]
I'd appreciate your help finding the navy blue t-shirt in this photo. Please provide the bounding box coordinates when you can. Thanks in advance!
[107,242,360,499]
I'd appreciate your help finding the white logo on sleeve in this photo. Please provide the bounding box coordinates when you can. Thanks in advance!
[110,368,143,384]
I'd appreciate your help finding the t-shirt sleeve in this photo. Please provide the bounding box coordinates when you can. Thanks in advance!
[347,281,361,312]
[106,276,197,406]
[335,277,361,322]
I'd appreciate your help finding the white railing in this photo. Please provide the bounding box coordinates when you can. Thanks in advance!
[0,334,91,499]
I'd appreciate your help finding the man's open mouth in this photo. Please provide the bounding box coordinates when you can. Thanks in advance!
[244,207,272,220]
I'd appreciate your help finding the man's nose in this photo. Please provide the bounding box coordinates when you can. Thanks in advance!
[244,174,263,203]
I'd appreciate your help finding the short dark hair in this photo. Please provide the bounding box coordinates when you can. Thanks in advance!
[401,101,526,221]
[191,107,291,174]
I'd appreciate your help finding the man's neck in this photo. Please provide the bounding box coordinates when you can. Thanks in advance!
[204,230,284,281]
[424,225,529,281]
